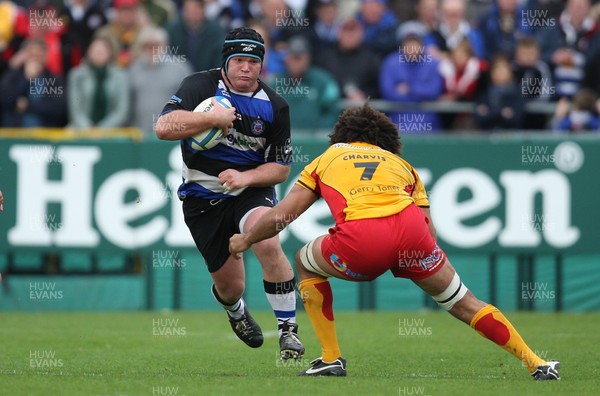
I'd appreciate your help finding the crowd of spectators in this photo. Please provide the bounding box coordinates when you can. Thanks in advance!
[1,0,600,136]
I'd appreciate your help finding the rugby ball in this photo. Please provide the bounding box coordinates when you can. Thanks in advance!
[189,96,232,150]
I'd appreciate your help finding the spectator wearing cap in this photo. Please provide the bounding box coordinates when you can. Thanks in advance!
[315,18,380,100]
[129,26,192,137]
[166,0,225,72]
[478,0,530,61]
[67,36,130,128]
[270,35,340,131]
[379,23,444,133]
[356,0,399,58]
[95,0,147,68]
[424,0,485,60]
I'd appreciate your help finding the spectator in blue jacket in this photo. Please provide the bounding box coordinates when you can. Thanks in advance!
[425,0,486,60]
[478,0,530,60]
[379,22,444,133]
[356,0,399,58]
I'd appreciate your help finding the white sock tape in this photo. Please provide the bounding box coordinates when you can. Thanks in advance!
[433,272,468,310]
[298,240,330,278]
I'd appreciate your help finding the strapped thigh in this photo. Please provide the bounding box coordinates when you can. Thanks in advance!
[298,239,330,278]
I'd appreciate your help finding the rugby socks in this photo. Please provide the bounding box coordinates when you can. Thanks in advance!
[470,304,546,372]
[211,284,245,320]
[299,278,341,363]
[264,278,297,337]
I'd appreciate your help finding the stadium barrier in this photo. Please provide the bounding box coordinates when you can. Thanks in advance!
[339,98,557,115]
[1,131,599,312]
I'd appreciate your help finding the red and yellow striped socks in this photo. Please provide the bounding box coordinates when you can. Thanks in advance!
[299,278,341,363]
[470,305,546,372]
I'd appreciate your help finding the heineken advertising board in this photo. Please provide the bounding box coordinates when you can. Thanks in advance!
[1,135,598,255]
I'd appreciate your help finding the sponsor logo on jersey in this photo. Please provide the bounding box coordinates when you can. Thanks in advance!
[251,119,265,135]
[224,131,259,149]
[218,87,231,98]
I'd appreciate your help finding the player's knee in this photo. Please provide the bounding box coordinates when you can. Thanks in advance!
[432,272,469,311]
[252,237,284,265]
[294,250,310,279]
[216,280,245,302]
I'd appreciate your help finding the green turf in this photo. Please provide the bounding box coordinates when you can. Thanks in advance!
[1,311,598,396]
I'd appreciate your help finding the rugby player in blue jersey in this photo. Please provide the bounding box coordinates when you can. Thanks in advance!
[156,27,304,360]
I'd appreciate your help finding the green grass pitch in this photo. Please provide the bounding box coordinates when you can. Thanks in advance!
[1,311,599,395]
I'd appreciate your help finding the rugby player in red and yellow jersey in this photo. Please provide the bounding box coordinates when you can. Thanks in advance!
[229,103,560,380]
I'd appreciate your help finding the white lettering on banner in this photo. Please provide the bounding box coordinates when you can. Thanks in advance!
[95,170,169,249]
[430,168,502,248]
[8,145,100,246]
[499,170,579,247]
[5,145,580,250]
[165,146,195,245]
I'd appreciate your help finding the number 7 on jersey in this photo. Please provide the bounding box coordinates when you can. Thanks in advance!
[354,162,380,180]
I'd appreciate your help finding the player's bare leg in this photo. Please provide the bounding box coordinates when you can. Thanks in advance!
[413,259,560,380]
[243,207,304,360]
[296,235,349,376]
[211,254,263,348]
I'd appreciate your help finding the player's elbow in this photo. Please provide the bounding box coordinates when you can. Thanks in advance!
[274,165,291,184]
[155,115,172,140]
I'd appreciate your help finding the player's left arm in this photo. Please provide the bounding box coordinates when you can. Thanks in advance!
[218,163,290,189]
[220,96,293,189]
[229,185,317,258]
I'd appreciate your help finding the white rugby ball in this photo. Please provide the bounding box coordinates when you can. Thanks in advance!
[189,96,232,150]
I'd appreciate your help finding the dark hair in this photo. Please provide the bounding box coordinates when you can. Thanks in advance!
[87,36,115,62]
[453,37,474,58]
[490,53,512,73]
[516,36,539,50]
[572,88,598,112]
[329,102,402,154]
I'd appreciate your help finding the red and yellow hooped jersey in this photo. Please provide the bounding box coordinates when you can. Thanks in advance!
[296,142,429,224]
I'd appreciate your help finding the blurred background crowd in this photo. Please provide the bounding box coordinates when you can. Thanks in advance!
[1,0,600,137]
